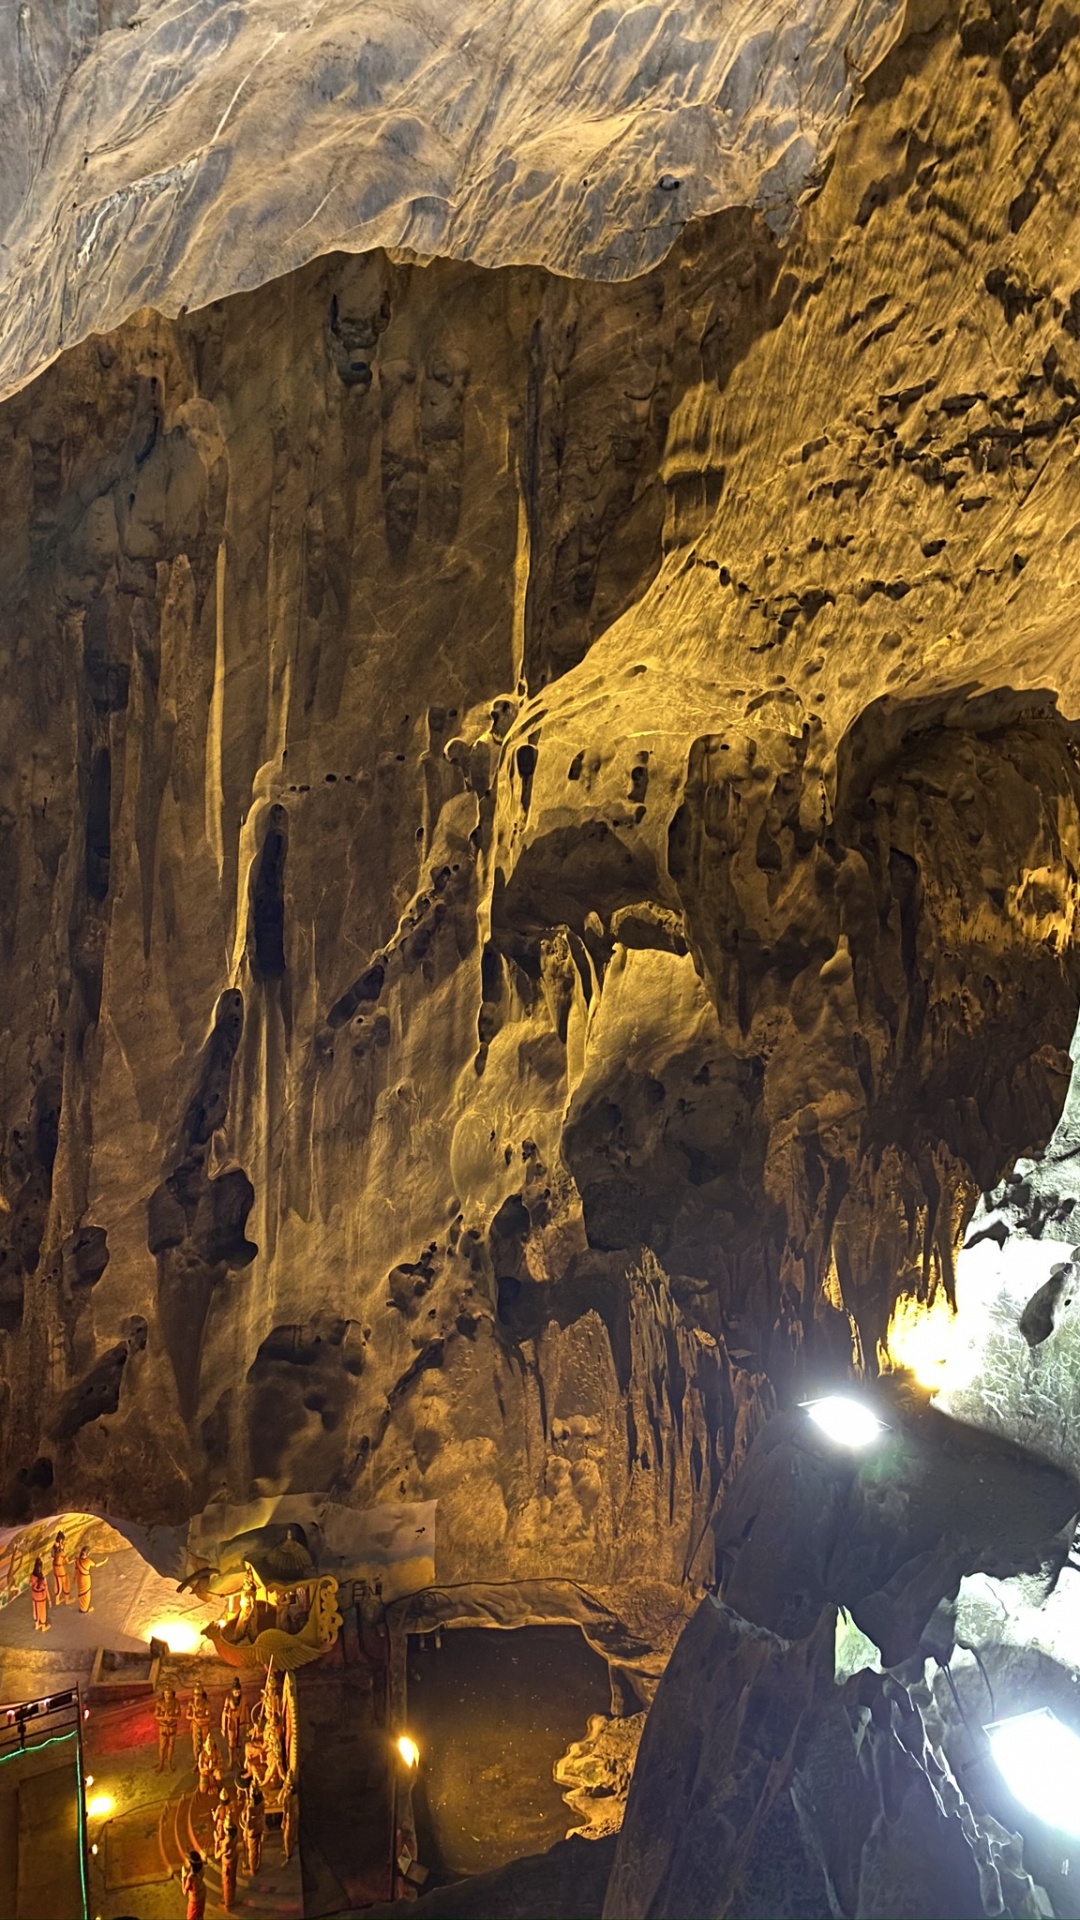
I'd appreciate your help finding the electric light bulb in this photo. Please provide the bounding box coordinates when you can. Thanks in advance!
[986,1710,1080,1837]
[802,1395,885,1448]
[396,1734,419,1768]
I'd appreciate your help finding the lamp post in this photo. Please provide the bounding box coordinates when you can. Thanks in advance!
[389,1734,419,1900]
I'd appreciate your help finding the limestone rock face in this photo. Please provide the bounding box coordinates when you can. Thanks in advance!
[0,0,907,406]
[3,0,1080,1603]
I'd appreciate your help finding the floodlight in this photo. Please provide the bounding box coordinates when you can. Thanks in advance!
[396,1735,420,1768]
[802,1395,886,1448]
[86,1793,115,1820]
[986,1709,1080,1837]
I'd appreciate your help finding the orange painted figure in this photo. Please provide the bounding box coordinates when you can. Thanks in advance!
[218,1814,239,1911]
[282,1772,299,1864]
[180,1849,206,1920]
[243,1715,267,1788]
[261,1668,285,1783]
[187,1682,212,1766]
[154,1683,180,1772]
[29,1557,49,1631]
[241,1782,265,1876]
[74,1541,102,1613]
[51,1530,72,1606]
[213,1787,233,1857]
[220,1676,244,1768]
[197,1730,223,1797]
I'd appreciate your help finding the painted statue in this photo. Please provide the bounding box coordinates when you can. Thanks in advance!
[187,1682,212,1765]
[261,1667,285,1783]
[74,1540,103,1613]
[282,1771,299,1864]
[243,1713,267,1787]
[235,1565,258,1640]
[51,1530,71,1606]
[198,1729,223,1797]
[30,1557,49,1631]
[180,1851,206,1920]
[241,1781,265,1876]
[213,1787,233,1857]
[154,1683,180,1772]
[221,1675,244,1767]
[218,1814,239,1911]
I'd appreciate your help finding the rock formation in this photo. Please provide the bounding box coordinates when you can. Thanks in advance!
[6,0,1080,1911]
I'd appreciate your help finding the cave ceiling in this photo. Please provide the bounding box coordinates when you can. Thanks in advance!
[1,0,1080,1612]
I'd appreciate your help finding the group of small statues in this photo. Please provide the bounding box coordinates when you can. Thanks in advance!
[160,1666,299,1915]
[29,1529,103,1629]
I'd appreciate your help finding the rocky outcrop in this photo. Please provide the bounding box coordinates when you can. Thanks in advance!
[4,0,1080,1569]
[0,0,907,404]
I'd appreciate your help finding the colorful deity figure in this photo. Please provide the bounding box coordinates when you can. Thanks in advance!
[235,1564,258,1640]
[154,1682,180,1772]
[213,1786,233,1857]
[281,1771,299,1864]
[241,1780,265,1876]
[187,1681,212,1766]
[261,1687,284,1785]
[198,1729,223,1797]
[180,1850,206,1920]
[29,1557,50,1631]
[51,1530,71,1606]
[74,1540,103,1613]
[243,1711,268,1788]
[221,1675,244,1767]
[218,1813,239,1911]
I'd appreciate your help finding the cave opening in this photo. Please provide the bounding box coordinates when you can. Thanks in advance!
[403,1623,612,1878]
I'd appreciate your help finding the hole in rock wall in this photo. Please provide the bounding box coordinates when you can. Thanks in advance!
[404,1625,611,1877]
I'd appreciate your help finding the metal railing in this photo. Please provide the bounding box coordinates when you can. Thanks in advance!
[0,1687,81,1758]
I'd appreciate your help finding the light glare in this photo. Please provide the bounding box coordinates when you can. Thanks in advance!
[147,1618,203,1654]
[396,1735,419,1768]
[86,1794,114,1820]
[987,1710,1080,1837]
[880,1290,958,1390]
[803,1396,885,1448]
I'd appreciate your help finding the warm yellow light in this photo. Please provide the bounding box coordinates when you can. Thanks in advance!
[880,1291,958,1390]
[396,1735,419,1768]
[85,1775,94,1787]
[91,1843,98,1856]
[87,1794,114,1820]
[147,1618,204,1654]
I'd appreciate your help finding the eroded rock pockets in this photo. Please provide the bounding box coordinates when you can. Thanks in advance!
[147,987,257,1419]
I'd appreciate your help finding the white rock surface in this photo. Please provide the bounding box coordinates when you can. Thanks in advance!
[0,0,904,404]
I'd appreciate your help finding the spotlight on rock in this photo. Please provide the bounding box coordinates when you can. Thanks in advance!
[986,1708,1080,1837]
[801,1395,886,1449]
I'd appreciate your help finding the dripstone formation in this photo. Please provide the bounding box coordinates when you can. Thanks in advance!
[5,1,1080,1915]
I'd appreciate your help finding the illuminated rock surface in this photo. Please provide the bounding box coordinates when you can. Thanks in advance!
[0,0,906,405]
[4,0,1080,1913]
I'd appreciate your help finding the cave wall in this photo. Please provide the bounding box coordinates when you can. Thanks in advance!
[3,0,1080,1589]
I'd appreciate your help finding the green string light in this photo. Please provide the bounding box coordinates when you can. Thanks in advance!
[0,1726,89,1919]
